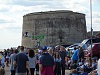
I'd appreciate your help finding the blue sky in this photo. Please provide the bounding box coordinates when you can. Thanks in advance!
[0,0,100,49]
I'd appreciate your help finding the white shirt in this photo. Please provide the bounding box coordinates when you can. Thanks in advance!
[28,57,36,68]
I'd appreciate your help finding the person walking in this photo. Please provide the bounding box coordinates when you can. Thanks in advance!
[39,46,55,75]
[59,46,67,75]
[35,49,42,75]
[14,46,31,75]
[6,51,10,67]
[54,51,61,75]
[28,49,36,75]
[9,49,18,75]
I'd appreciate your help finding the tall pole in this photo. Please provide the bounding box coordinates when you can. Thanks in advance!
[90,0,93,58]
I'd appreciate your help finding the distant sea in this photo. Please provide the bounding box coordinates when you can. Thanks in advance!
[0,49,4,51]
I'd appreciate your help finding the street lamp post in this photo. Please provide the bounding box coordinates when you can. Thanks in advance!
[90,0,93,58]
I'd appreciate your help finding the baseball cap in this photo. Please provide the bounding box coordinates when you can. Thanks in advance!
[42,46,47,50]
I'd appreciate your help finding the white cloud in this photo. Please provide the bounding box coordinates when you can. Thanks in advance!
[93,18,100,24]
[0,0,12,4]
[0,14,16,23]
[0,0,100,49]
[92,12,100,18]
[9,5,47,12]
[86,11,100,31]
[0,4,10,12]
[0,29,21,49]
[0,0,99,31]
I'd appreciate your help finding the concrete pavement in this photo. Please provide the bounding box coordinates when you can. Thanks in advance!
[5,66,70,75]
[5,66,10,75]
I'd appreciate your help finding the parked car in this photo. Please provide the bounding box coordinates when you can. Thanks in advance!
[65,43,80,53]
[61,44,71,48]
[69,43,80,48]
[80,38,100,50]
[86,43,100,58]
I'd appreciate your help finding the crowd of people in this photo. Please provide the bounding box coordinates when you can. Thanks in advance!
[0,45,99,75]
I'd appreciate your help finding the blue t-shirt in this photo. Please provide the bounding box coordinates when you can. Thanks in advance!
[14,52,29,73]
[72,74,78,75]
[92,62,97,70]
[40,53,54,67]
[79,72,88,75]
[71,49,79,60]
[96,73,98,75]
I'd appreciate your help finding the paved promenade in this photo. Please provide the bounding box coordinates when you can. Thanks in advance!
[5,66,10,75]
[5,66,70,75]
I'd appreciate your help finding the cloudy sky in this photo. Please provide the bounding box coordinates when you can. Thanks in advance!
[0,0,100,49]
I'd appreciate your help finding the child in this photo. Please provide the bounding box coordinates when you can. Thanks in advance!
[0,67,5,75]
[84,59,92,73]
[70,69,78,75]
[66,57,71,69]
[79,68,88,75]
[91,58,97,70]
[88,70,98,75]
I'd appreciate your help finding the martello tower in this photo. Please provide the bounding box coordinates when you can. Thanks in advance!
[22,10,87,48]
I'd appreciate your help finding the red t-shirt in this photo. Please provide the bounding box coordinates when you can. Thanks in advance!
[39,61,54,75]
[41,66,54,75]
